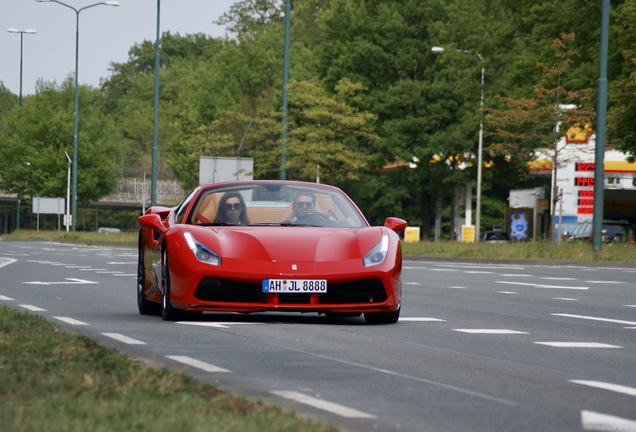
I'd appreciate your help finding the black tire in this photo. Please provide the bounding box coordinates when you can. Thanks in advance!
[364,306,400,324]
[161,248,180,321]
[137,234,160,315]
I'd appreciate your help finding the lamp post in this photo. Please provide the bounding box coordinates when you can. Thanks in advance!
[280,0,291,180]
[65,151,72,232]
[36,0,119,231]
[7,28,36,230]
[7,28,37,107]
[432,46,484,241]
[151,0,160,206]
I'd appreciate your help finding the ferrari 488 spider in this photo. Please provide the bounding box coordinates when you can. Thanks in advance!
[137,180,407,324]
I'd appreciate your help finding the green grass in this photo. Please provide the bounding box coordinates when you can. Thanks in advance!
[0,305,337,432]
[402,239,636,263]
[2,229,138,246]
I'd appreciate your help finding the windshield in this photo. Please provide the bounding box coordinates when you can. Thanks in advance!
[185,182,367,228]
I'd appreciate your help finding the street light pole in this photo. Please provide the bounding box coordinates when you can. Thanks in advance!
[37,0,119,231]
[280,0,291,180]
[432,46,485,241]
[65,152,72,232]
[151,0,160,206]
[8,28,36,230]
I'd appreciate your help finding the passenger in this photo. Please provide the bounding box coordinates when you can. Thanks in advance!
[214,192,250,225]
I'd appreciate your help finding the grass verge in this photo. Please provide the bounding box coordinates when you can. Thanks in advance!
[402,239,636,263]
[0,305,337,432]
[1,229,137,246]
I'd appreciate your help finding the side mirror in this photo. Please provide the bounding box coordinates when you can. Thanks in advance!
[138,214,168,235]
[384,217,407,232]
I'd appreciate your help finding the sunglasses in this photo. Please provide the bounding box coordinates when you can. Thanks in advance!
[295,201,314,208]
[224,203,242,211]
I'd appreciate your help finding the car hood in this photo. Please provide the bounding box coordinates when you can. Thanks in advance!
[185,226,383,262]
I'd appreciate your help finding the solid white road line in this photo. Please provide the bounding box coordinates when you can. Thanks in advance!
[453,329,528,334]
[53,317,89,326]
[551,313,636,326]
[534,342,622,348]
[0,258,17,268]
[101,333,146,345]
[19,304,46,311]
[0,295,14,301]
[399,317,446,322]
[581,410,636,431]
[270,390,377,419]
[571,380,636,398]
[496,281,588,290]
[166,355,231,373]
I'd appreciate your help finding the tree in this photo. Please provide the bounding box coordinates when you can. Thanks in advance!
[485,33,595,240]
[0,78,121,204]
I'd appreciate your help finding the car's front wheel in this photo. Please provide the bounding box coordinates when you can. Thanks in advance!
[364,306,400,324]
[161,248,180,321]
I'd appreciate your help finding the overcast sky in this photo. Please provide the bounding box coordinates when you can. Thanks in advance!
[1,0,237,97]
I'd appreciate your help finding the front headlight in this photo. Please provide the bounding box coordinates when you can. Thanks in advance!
[363,234,389,267]
[183,232,221,266]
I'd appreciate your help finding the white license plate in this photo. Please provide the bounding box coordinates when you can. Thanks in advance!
[262,279,327,293]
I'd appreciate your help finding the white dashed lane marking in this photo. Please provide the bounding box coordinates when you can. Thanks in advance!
[541,277,577,280]
[554,297,578,301]
[499,274,532,277]
[166,356,231,373]
[585,280,626,284]
[571,380,636,398]
[0,295,14,301]
[453,329,528,334]
[534,342,621,348]
[463,271,493,274]
[497,291,517,294]
[101,333,146,345]
[270,391,377,419]
[581,411,636,431]
[19,304,46,311]
[400,317,446,322]
[448,286,466,289]
[53,317,89,326]
[496,281,588,290]
[551,313,636,326]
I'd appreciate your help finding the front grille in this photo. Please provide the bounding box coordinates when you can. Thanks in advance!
[194,278,265,303]
[320,279,387,304]
[278,293,311,304]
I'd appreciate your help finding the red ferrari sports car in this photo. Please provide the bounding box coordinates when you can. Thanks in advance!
[137,180,407,324]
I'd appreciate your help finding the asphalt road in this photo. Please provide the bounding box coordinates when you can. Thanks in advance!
[1,241,635,432]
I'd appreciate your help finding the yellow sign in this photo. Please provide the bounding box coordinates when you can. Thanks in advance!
[461,225,475,243]
[404,227,420,243]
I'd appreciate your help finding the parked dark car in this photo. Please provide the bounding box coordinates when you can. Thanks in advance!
[563,220,636,244]
[482,230,510,243]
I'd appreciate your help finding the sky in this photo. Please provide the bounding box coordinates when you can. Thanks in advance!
[1,0,237,97]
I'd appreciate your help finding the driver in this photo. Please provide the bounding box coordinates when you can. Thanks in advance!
[291,191,316,221]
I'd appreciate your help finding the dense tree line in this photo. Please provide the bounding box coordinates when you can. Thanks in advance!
[1,0,635,236]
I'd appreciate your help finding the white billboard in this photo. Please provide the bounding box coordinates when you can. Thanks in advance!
[199,157,254,185]
[32,197,65,215]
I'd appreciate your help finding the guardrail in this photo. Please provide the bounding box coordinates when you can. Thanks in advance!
[0,178,186,208]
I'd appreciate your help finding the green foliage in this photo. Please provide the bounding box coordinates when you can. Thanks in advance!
[0,79,121,204]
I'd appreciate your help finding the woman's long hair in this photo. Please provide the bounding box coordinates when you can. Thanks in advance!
[213,191,250,225]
